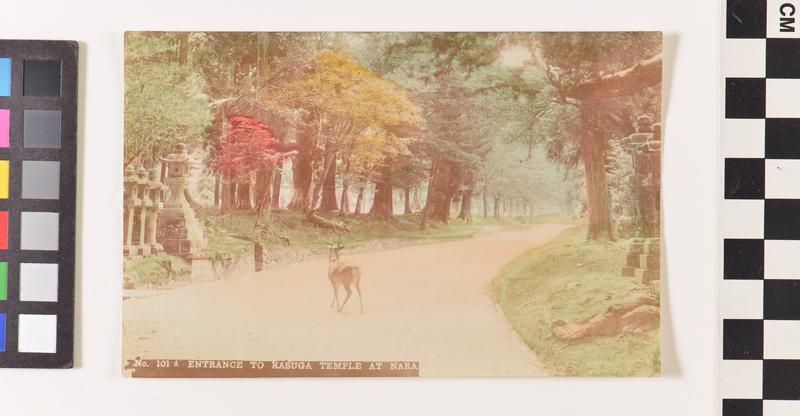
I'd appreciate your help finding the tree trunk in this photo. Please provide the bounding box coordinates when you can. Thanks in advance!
[424,159,460,223]
[318,150,339,212]
[482,185,488,218]
[254,168,272,212]
[225,181,236,211]
[215,106,227,211]
[311,144,335,210]
[354,187,365,215]
[339,159,352,215]
[287,129,314,212]
[420,159,438,230]
[236,179,253,210]
[458,190,473,222]
[213,174,221,209]
[581,106,615,241]
[458,173,475,221]
[271,162,282,210]
[403,186,411,215]
[340,181,350,215]
[412,187,422,212]
[370,161,394,217]
[494,197,500,219]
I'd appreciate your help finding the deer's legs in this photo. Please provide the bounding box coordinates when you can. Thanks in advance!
[338,284,353,312]
[330,283,340,310]
[355,280,363,314]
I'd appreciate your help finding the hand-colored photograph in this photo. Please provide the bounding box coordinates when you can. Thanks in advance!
[122,31,662,377]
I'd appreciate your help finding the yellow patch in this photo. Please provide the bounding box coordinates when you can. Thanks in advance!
[0,160,8,199]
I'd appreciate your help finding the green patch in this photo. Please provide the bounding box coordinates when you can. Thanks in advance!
[124,254,192,287]
[494,226,660,376]
[0,262,6,301]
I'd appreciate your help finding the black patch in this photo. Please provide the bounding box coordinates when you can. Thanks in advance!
[724,319,764,359]
[725,158,764,199]
[727,0,767,39]
[723,239,764,280]
[23,60,61,97]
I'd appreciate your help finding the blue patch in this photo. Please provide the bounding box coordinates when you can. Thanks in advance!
[0,313,5,351]
[0,58,9,97]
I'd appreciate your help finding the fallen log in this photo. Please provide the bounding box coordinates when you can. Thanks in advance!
[552,294,659,341]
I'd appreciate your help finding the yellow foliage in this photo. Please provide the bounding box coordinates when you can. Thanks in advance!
[269,50,421,136]
[347,127,406,180]
[266,49,424,184]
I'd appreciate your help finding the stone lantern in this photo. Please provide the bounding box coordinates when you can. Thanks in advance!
[123,165,139,257]
[161,143,191,209]
[156,144,204,261]
[155,144,210,281]
[621,115,661,239]
[144,168,167,254]
[134,166,150,255]
[620,116,661,290]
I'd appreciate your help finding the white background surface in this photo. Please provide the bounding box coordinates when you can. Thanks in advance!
[0,0,718,414]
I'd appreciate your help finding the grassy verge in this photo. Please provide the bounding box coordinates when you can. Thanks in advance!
[201,210,563,258]
[123,210,568,290]
[493,225,660,376]
[124,254,192,289]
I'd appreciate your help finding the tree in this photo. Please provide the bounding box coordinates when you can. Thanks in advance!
[211,115,295,210]
[124,33,210,167]
[365,33,502,226]
[270,49,420,214]
[193,32,325,211]
[419,73,484,223]
[532,32,661,240]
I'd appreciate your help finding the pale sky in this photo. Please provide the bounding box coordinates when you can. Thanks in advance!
[499,45,532,68]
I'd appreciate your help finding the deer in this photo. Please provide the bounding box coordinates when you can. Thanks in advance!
[326,242,363,313]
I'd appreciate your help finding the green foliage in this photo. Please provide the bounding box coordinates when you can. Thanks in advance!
[513,32,662,169]
[536,32,662,74]
[494,226,659,376]
[124,33,211,165]
[124,254,192,287]
[419,72,485,167]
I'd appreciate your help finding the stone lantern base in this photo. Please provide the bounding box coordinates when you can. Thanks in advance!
[156,205,213,284]
[157,208,195,261]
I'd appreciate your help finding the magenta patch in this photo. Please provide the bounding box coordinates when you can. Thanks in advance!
[0,110,8,148]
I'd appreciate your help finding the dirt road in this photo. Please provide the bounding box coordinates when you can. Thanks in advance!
[123,223,572,376]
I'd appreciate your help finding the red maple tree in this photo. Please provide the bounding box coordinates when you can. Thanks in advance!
[212,115,293,178]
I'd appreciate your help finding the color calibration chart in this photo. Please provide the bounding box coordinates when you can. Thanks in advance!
[722,0,800,414]
[0,40,77,368]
